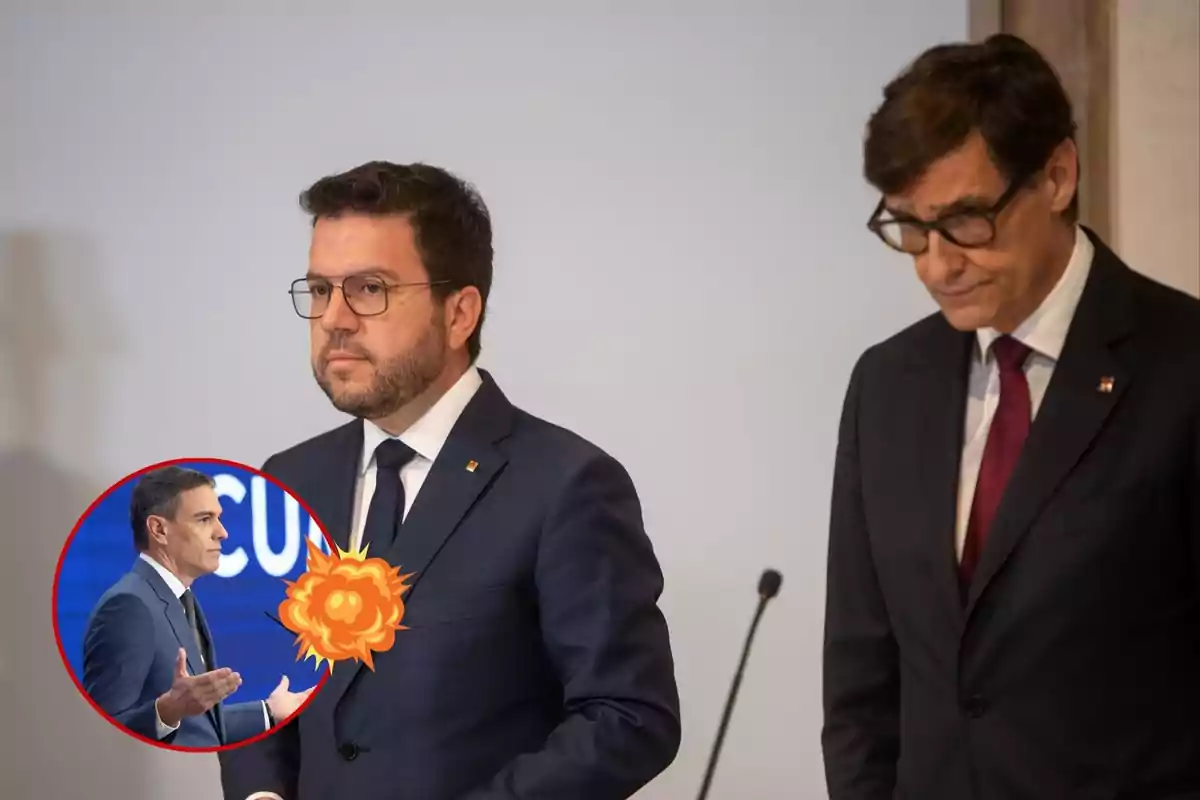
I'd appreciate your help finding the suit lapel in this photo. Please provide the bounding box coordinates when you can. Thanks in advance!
[167,601,221,737]
[907,323,974,628]
[292,422,367,704]
[325,371,515,708]
[164,597,208,681]
[305,421,362,554]
[965,234,1138,616]
[383,436,506,591]
[133,560,221,736]
[191,597,224,739]
[134,560,207,677]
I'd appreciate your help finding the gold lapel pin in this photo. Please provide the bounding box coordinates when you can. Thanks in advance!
[465,460,478,473]
[1098,376,1115,393]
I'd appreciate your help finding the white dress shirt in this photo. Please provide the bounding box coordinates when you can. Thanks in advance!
[247,366,483,800]
[138,552,188,739]
[350,365,483,552]
[954,226,1095,560]
[137,553,271,739]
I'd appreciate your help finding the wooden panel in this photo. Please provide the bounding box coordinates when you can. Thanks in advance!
[1111,0,1200,295]
[969,0,1003,41]
[968,0,1114,242]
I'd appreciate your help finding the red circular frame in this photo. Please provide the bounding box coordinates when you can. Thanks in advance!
[50,456,336,754]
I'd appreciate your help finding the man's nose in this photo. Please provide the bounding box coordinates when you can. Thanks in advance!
[215,522,228,541]
[921,232,967,283]
[319,286,360,333]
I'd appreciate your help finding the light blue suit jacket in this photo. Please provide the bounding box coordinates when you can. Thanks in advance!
[82,557,266,748]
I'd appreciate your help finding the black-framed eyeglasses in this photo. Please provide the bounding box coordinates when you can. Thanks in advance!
[867,175,1028,255]
[288,276,450,319]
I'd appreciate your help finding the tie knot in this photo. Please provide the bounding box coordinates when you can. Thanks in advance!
[991,335,1031,373]
[374,438,416,470]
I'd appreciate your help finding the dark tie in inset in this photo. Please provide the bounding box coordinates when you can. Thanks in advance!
[180,588,209,667]
[960,335,1033,587]
[360,439,417,559]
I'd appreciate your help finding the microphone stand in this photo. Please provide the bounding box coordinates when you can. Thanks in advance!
[696,570,780,800]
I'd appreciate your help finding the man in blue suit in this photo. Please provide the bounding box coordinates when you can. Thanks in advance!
[82,466,312,748]
[218,161,681,799]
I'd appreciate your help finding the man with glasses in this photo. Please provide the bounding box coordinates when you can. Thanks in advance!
[218,161,680,800]
[822,34,1200,800]
[83,466,311,749]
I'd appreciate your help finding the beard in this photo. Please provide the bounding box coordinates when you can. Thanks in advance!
[313,317,447,420]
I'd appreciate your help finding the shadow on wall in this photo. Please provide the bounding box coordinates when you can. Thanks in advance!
[0,231,152,799]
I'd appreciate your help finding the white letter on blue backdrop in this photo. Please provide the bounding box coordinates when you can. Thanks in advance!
[254,475,299,577]
[213,473,249,578]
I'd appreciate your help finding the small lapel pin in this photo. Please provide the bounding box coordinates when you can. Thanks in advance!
[1098,376,1115,393]
[465,460,478,473]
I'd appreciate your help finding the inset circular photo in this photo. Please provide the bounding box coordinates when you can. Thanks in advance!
[52,458,335,752]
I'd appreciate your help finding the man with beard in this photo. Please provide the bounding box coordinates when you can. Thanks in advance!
[219,161,681,800]
[83,466,312,749]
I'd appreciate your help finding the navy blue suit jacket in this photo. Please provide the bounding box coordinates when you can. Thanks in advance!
[219,371,680,799]
[82,557,266,748]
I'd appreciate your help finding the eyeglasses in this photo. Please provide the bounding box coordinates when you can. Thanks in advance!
[288,276,449,319]
[867,176,1028,255]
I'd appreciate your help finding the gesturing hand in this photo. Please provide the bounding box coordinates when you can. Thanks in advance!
[156,648,242,727]
[265,675,315,725]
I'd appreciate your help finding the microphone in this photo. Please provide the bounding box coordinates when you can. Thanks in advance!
[696,568,782,800]
[263,611,291,633]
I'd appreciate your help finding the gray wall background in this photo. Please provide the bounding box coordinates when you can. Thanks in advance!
[1,2,964,797]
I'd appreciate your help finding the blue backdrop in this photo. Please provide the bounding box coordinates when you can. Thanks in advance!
[55,460,333,709]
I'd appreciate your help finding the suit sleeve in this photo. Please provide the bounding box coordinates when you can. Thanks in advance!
[218,721,297,800]
[821,351,901,800]
[82,592,173,743]
[460,452,682,800]
[217,454,300,800]
[221,700,269,745]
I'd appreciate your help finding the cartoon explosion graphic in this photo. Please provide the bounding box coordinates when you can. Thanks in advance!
[277,538,414,672]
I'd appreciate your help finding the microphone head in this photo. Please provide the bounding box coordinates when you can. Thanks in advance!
[758,568,782,599]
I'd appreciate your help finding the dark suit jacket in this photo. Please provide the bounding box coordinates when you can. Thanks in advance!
[218,371,680,800]
[822,230,1200,800]
[81,558,266,748]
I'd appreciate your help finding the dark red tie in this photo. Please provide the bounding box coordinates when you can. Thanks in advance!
[961,335,1032,585]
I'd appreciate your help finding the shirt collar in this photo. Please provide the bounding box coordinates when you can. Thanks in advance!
[359,365,484,476]
[138,551,187,598]
[976,224,1094,363]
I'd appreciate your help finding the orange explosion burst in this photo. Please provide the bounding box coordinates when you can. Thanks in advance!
[277,538,414,672]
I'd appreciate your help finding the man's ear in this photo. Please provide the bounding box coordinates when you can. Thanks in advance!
[1046,137,1079,215]
[146,516,169,547]
[445,287,482,352]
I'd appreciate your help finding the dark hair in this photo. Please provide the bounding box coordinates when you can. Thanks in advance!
[129,466,215,551]
[300,161,493,362]
[864,33,1079,221]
